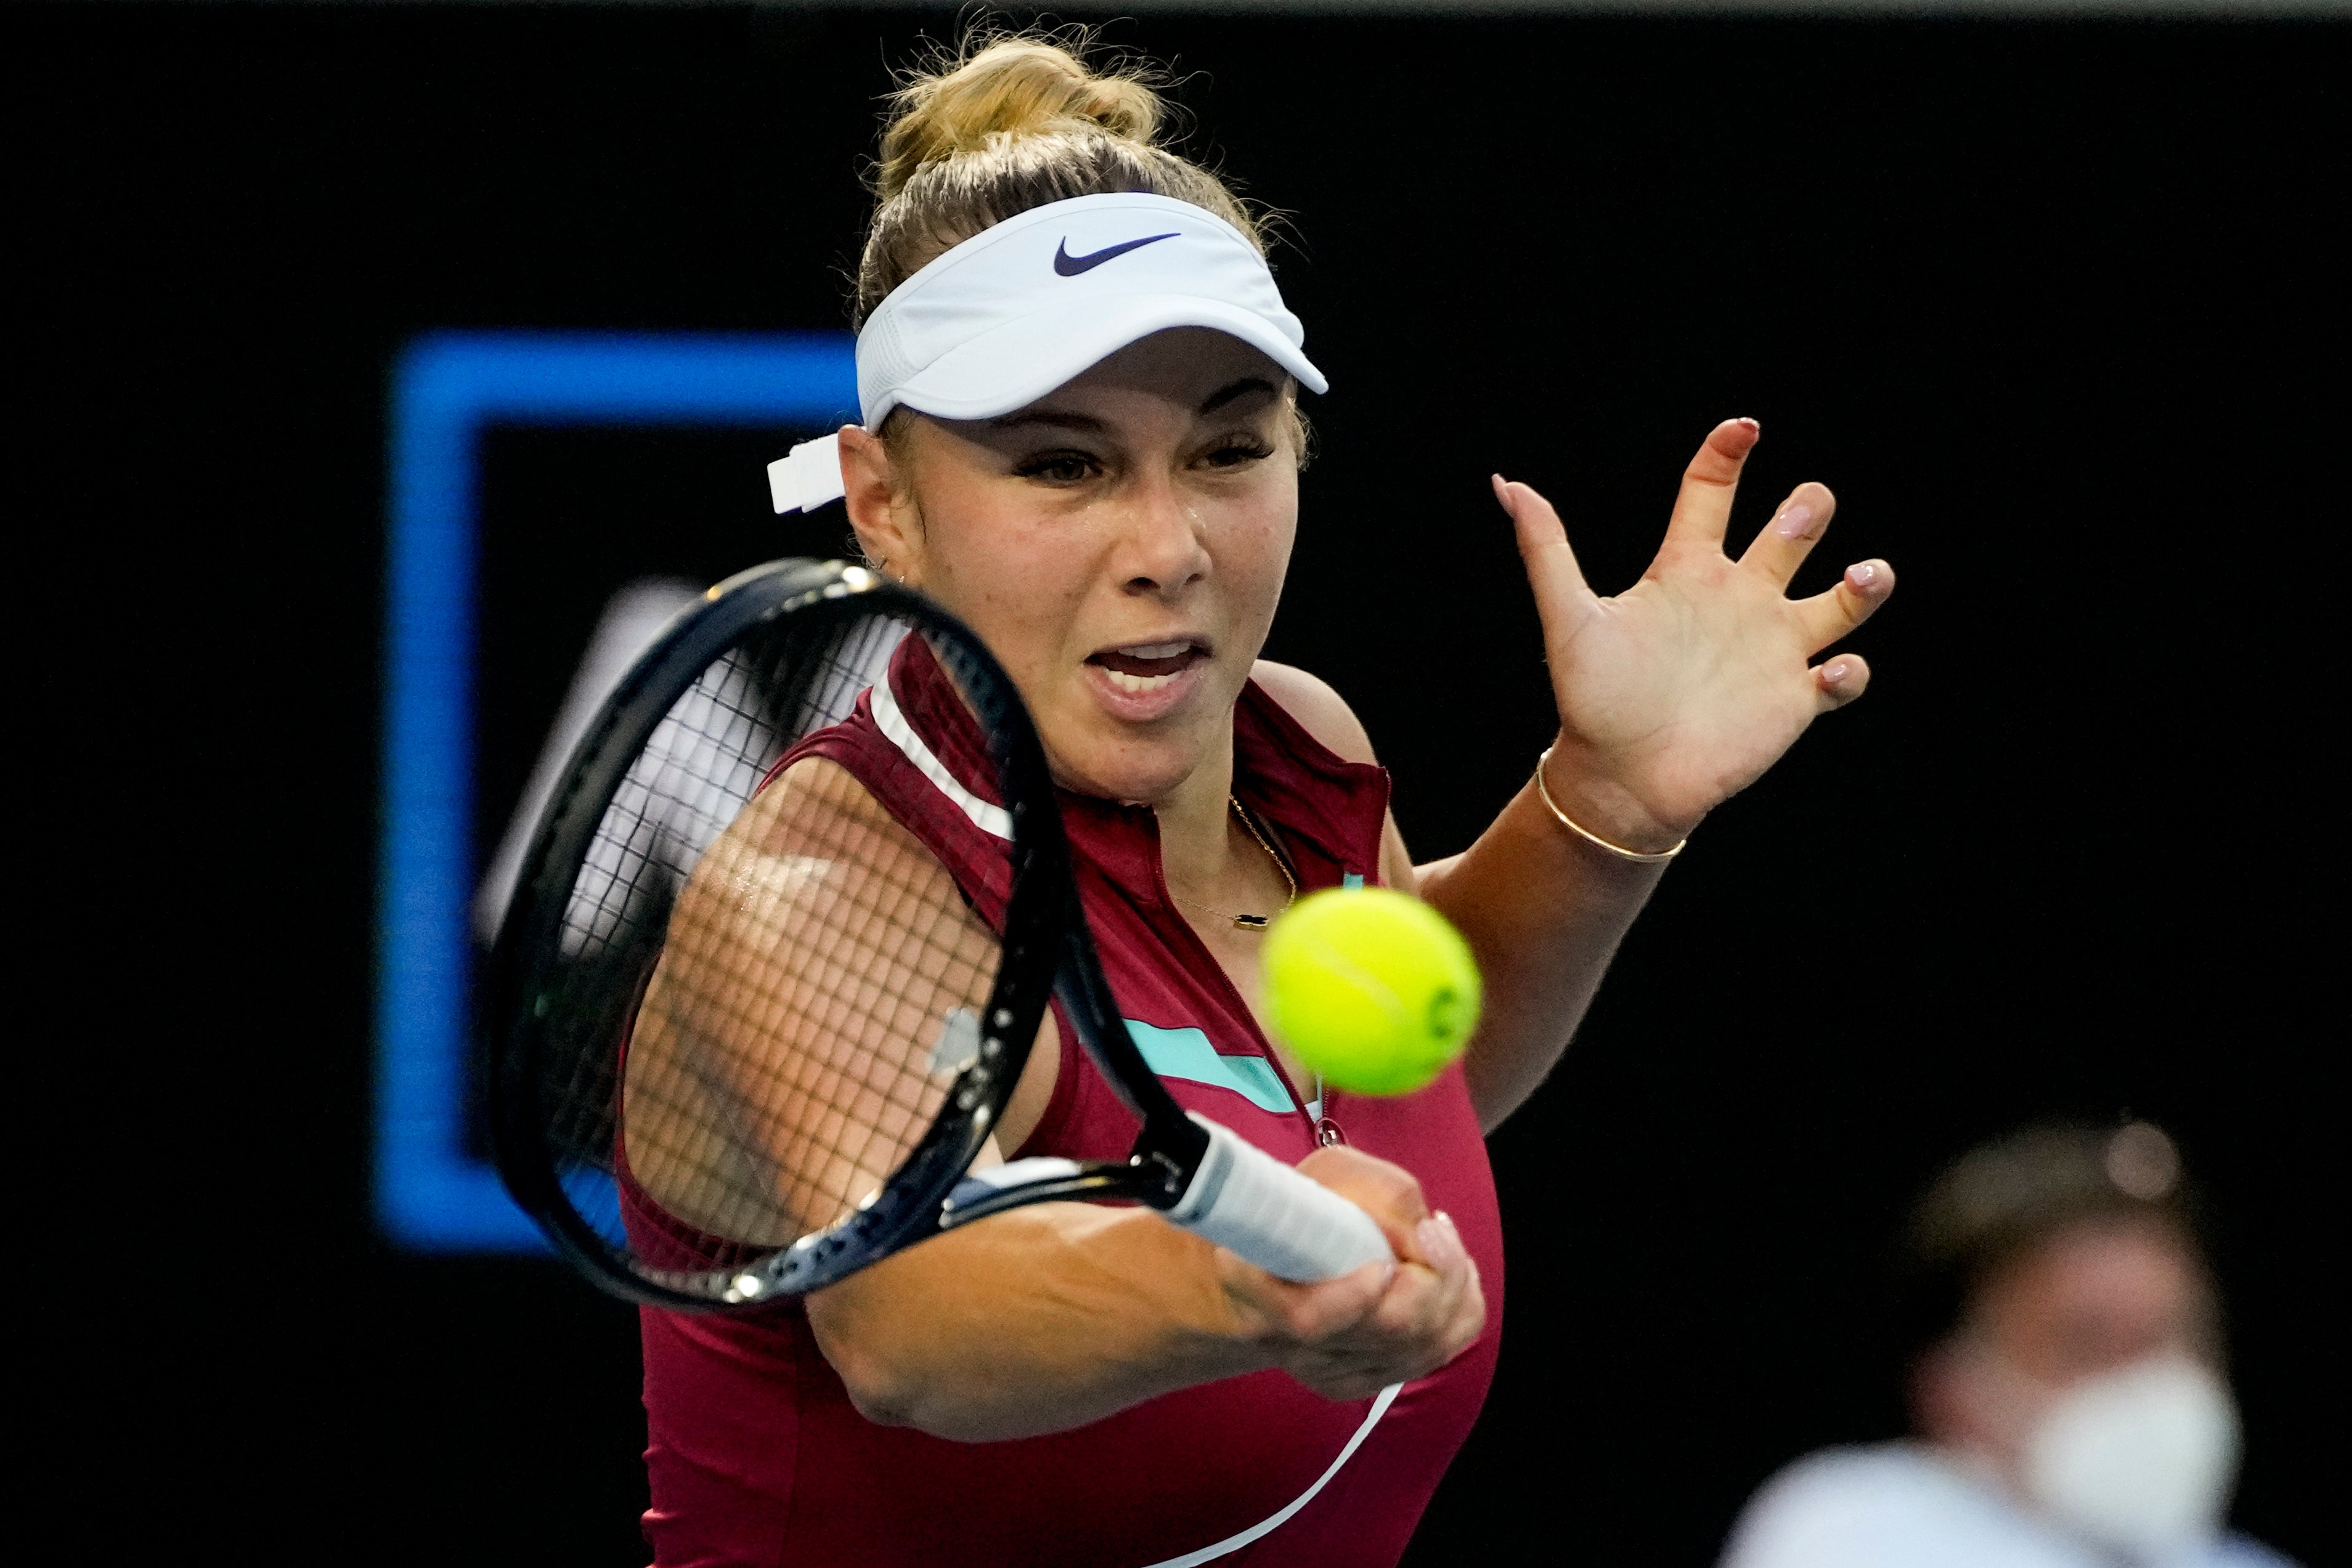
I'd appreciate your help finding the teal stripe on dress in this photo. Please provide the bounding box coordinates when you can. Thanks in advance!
[1342,873,1364,889]
[1125,1020,1295,1114]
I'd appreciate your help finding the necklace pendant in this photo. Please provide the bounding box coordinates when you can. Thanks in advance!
[1232,914,1269,932]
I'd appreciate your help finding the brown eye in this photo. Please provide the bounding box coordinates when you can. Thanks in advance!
[1204,437,1276,469]
[1014,451,1101,485]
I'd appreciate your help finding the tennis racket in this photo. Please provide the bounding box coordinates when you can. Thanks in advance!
[487,558,1393,1310]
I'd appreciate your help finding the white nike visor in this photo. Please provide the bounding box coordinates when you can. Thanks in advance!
[768,192,1327,514]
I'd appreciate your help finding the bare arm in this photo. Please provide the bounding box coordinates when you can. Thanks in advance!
[1414,789,1668,1131]
[1250,664,1661,1131]
[807,1137,1481,1440]
[627,758,1483,1444]
[1257,420,1894,1131]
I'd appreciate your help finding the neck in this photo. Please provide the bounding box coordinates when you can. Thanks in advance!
[1152,733,1239,895]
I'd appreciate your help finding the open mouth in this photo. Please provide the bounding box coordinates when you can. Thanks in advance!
[1086,639,1209,695]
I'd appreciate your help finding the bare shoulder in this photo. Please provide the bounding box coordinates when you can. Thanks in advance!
[1248,660,1377,766]
[1251,660,1418,890]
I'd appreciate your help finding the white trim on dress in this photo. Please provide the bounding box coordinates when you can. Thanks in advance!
[869,674,1015,841]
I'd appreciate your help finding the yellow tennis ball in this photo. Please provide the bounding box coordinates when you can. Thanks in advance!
[1261,887,1483,1097]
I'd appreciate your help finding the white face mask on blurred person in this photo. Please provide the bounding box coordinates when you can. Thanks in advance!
[2022,1355,2240,1562]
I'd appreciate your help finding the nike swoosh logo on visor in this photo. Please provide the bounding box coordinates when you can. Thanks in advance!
[1054,232,1179,276]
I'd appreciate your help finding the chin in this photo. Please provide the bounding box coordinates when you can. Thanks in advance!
[1042,717,1214,807]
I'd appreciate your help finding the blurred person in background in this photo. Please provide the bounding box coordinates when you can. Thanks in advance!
[1720,1123,2293,1568]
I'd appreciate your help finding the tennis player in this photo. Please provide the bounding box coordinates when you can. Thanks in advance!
[638,32,1894,1567]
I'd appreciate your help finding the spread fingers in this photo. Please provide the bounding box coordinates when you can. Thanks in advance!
[1739,481,1837,590]
[1794,558,1895,655]
[1662,418,1762,550]
[1813,653,1873,712]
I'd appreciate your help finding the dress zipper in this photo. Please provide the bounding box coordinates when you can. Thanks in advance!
[1139,804,1335,1144]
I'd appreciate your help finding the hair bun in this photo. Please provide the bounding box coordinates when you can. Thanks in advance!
[877,38,1165,202]
[854,30,1264,325]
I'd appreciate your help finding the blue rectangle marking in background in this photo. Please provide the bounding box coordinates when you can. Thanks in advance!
[375,330,857,1253]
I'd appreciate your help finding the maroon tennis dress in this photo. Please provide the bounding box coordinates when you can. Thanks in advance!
[633,639,1505,1567]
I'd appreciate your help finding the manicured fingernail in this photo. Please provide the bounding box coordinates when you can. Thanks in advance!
[1735,416,1759,433]
[1847,561,1878,588]
[1773,503,1816,540]
[1417,1213,1468,1270]
[1823,661,1850,684]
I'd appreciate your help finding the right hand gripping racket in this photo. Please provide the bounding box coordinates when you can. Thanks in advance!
[487,559,1393,1308]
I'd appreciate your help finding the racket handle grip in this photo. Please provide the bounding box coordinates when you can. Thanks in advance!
[1164,1114,1395,1282]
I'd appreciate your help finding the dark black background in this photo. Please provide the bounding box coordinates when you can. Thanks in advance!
[17,5,2343,1564]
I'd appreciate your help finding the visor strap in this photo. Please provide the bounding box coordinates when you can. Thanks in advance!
[768,434,847,516]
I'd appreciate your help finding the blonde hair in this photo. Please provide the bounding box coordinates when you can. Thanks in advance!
[855,30,1271,328]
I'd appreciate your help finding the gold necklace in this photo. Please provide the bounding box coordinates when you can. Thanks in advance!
[1168,796,1298,932]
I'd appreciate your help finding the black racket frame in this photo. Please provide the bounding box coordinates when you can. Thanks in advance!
[488,559,1208,1310]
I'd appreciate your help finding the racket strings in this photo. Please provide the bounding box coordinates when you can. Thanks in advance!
[539,615,906,1173]
[759,796,995,1204]
[564,649,782,954]
[626,760,998,1248]
[562,613,1007,1259]
[540,646,801,1176]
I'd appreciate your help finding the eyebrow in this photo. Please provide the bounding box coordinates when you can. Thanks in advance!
[988,408,1105,433]
[1200,376,1278,414]
[988,376,1281,433]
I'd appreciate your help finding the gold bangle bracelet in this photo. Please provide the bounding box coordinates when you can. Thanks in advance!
[1533,746,1687,864]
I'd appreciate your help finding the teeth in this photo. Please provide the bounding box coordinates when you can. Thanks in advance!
[1117,641,1192,659]
[1104,668,1177,694]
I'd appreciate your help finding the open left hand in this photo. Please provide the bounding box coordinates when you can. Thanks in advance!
[1494,417,1895,851]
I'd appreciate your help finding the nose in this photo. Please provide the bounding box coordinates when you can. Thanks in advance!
[1107,471,1210,600]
